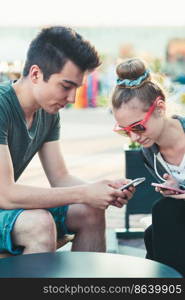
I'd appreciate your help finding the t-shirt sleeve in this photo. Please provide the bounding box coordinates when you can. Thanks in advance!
[45,113,61,142]
[0,105,9,145]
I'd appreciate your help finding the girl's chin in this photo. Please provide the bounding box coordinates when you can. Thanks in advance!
[142,143,153,148]
[140,139,154,147]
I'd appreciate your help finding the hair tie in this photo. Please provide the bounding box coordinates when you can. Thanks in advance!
[117,69,150,87]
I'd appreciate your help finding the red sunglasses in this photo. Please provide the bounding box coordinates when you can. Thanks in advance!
[114,98,159,136]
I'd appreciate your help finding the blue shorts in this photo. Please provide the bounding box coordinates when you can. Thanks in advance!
[0,206,71,255]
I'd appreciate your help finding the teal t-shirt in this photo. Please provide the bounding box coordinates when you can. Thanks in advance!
[0,81,60,181]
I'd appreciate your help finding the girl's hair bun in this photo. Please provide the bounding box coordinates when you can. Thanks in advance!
[116,58,149,81]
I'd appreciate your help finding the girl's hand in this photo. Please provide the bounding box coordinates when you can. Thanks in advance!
[155,173,180,196]
[163,173,179,188]
[168,193,185,199]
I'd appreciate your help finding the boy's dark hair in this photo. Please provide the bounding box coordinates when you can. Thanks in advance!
[23,26,101,81]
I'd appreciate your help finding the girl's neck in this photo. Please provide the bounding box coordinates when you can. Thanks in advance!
[157,118,185,153]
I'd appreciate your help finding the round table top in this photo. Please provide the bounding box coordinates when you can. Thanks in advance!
[0,251,182,278]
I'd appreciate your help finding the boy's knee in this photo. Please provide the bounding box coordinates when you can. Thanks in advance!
[82,207,105,227]
[14,209,56,238]
[12,209,57,252]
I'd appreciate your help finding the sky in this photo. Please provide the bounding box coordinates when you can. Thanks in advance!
[1,0,185,27]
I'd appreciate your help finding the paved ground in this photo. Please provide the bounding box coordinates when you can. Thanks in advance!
[17,107,151,255]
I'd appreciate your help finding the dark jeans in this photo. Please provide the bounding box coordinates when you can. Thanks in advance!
[144,197,185,277]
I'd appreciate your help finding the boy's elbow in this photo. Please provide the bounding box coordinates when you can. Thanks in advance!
[0,187,15,209]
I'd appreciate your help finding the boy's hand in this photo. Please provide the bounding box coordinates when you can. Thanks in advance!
[108,178,135,208]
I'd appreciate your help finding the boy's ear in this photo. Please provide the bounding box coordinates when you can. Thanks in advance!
[29,65,42,83]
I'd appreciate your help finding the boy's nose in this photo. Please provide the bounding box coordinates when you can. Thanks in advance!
[67,90,76,104]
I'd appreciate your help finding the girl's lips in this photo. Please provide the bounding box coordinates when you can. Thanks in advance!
[139,138,150,145]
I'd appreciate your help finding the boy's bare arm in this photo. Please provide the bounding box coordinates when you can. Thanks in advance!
[0,144,126,210]
[38,140,87,187]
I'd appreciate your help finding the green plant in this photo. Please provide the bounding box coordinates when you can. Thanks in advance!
[128,141,141,149]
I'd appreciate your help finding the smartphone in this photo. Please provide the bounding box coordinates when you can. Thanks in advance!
[120,177,146,191]
[151,183,185,194]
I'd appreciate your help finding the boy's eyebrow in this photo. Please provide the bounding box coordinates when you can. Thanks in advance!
[62,80,82,88]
